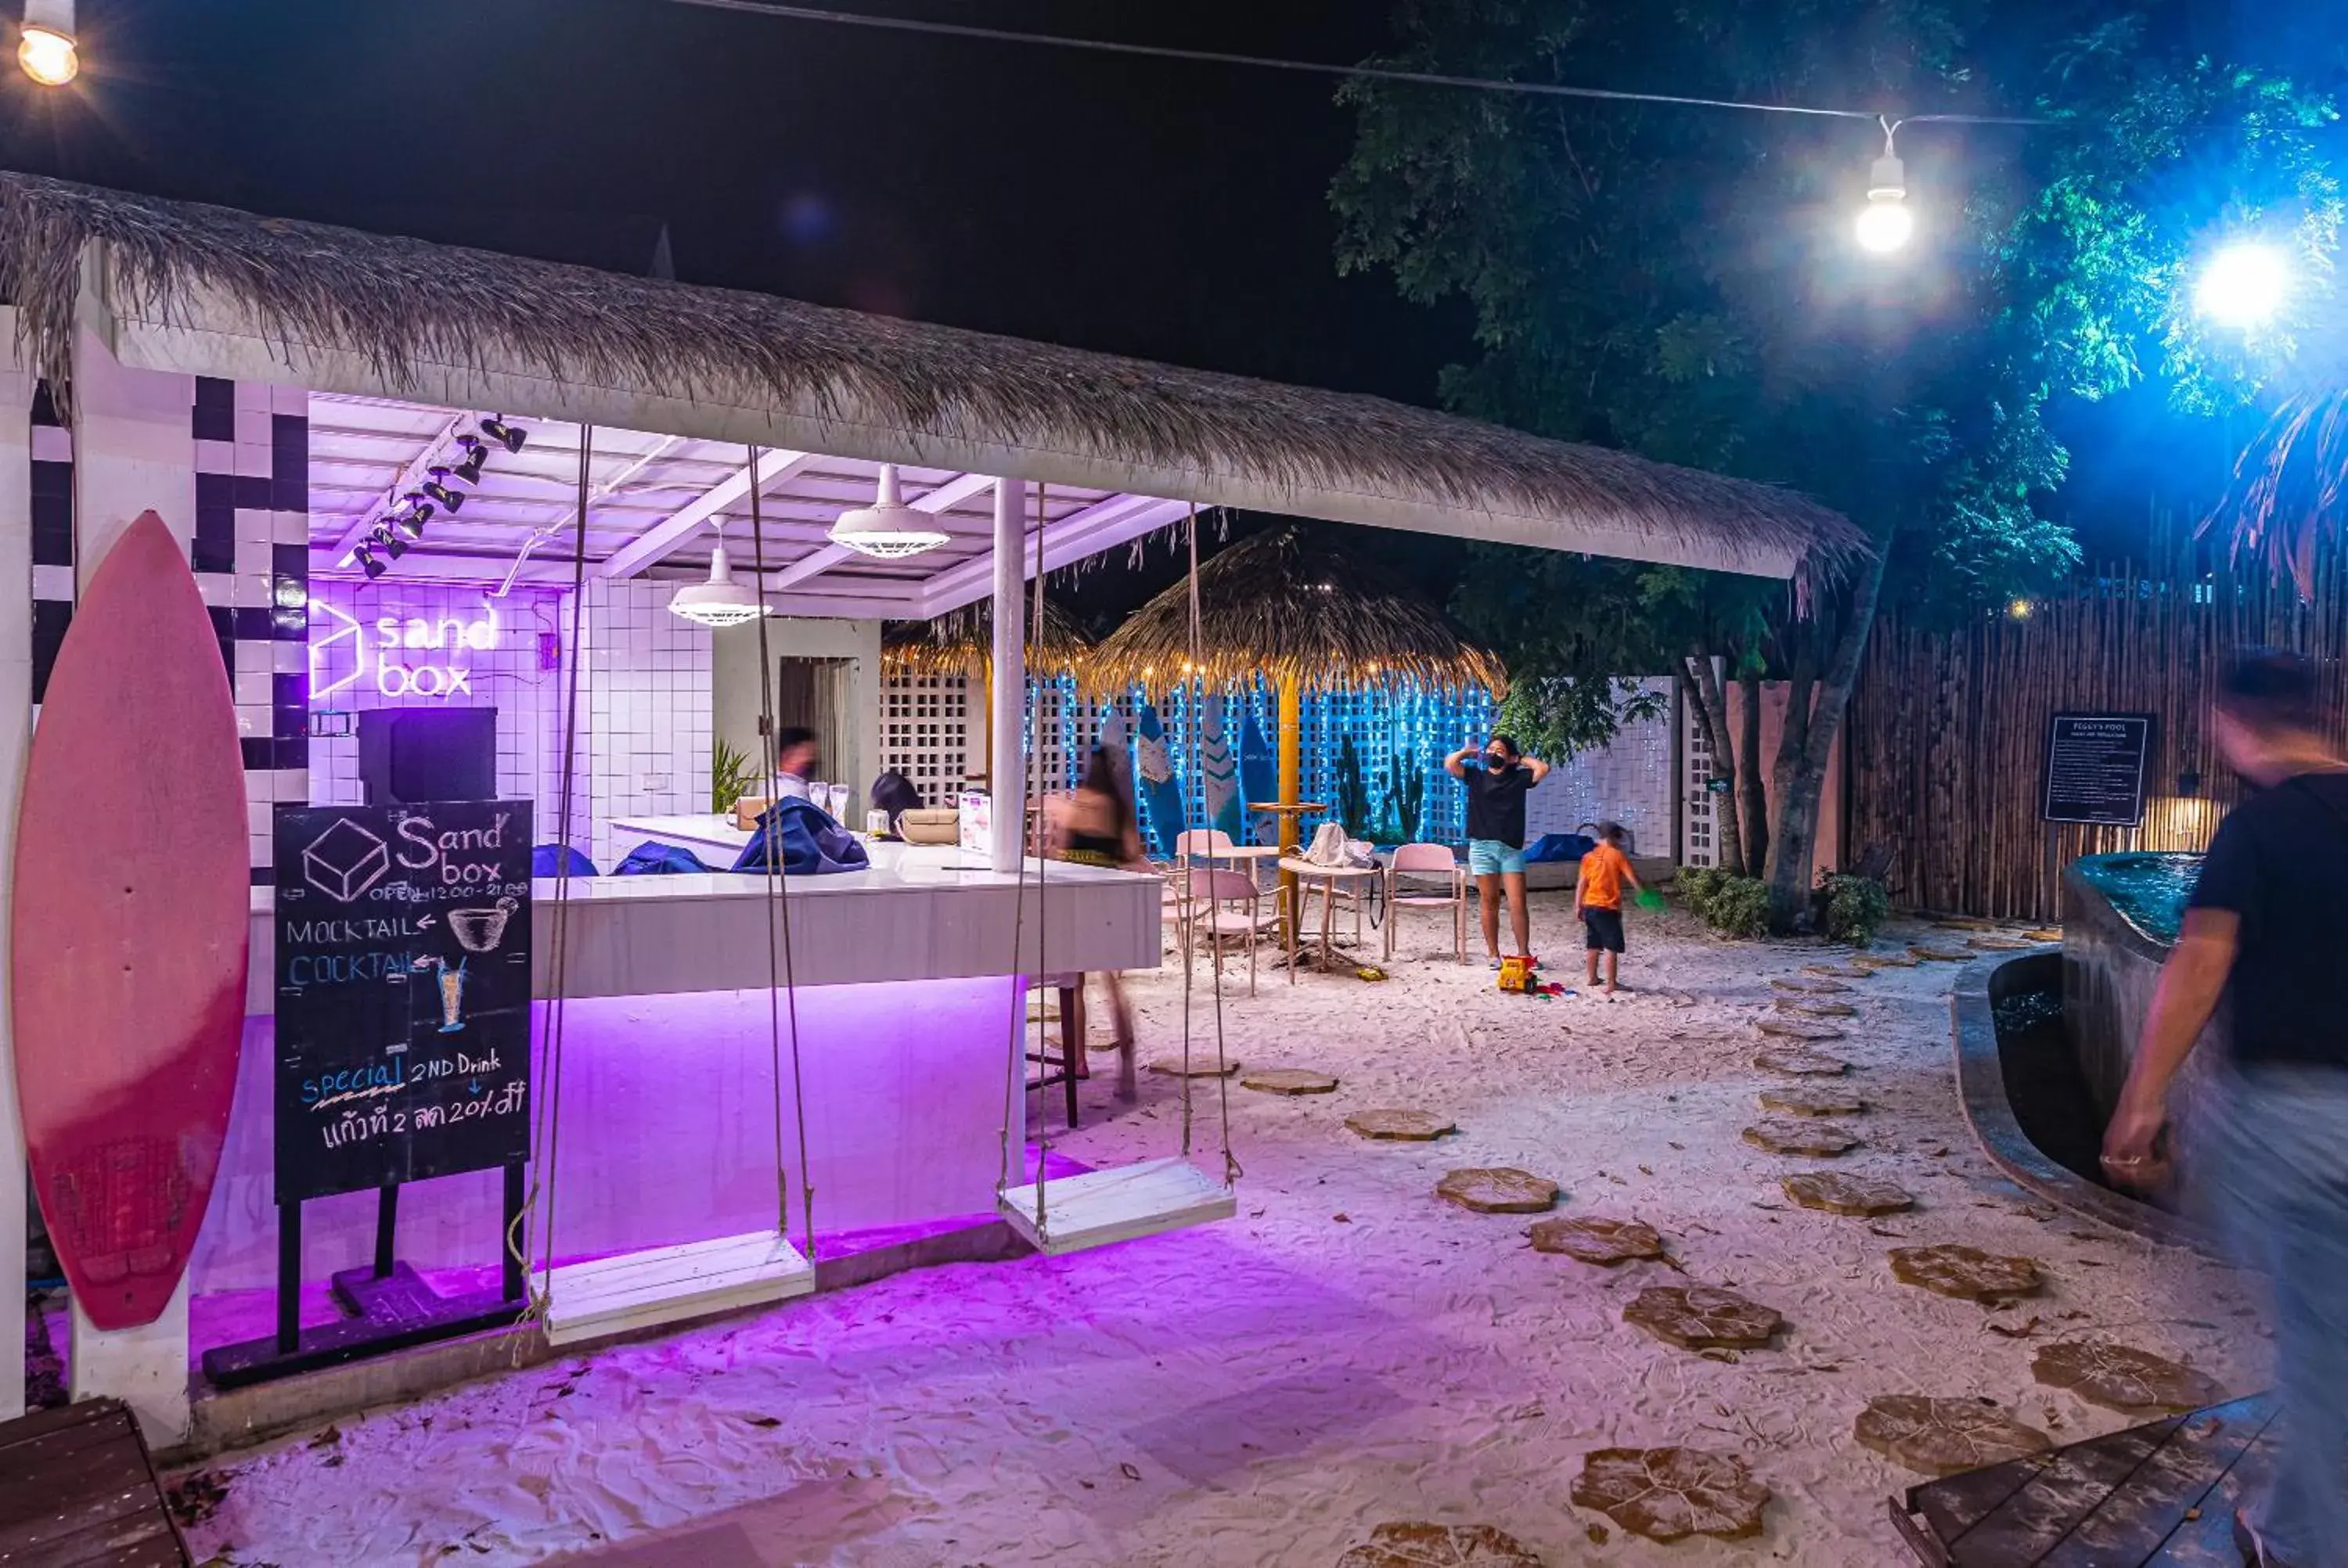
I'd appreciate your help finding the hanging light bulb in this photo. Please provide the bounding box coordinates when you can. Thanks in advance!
[828,464,950,559]
[18,0,76,85]
[668,535,767,628]
[2195,241,2289,329]
[1855,118,1914,254]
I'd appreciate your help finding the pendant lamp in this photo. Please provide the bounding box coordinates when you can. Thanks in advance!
[828,465,949,559]
[668,537,766,628]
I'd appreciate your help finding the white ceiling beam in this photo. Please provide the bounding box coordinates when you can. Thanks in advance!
[596,447,816,580]
[328,412,470,561]
[920,493,1187,617]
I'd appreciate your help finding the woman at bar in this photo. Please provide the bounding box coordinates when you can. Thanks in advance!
[1053,745,1143,1070]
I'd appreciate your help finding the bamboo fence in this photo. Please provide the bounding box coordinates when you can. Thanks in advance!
[1846,525,2348,921]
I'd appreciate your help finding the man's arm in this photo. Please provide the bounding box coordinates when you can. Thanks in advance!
[1523,756,1552,784]
[2101,908,2238,1181]
[1443,746,1473,779]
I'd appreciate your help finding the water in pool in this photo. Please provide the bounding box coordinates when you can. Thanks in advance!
[2071,852,2202,945]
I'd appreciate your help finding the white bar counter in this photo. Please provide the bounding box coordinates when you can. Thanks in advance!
[243,837,1159,1013]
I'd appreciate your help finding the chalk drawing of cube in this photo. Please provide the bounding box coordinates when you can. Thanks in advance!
[303,818,391,903]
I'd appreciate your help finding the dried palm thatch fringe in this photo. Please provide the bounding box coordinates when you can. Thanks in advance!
[883,595,1092,678]
[0,172,1864,588]
[2205,389,2348,597]
[1084,524,1503,697]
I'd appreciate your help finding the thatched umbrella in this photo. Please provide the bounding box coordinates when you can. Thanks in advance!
[1086,526,1502,854]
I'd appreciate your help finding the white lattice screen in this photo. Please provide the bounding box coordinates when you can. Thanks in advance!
[1682,696,1718,869]
[878,673,977,806]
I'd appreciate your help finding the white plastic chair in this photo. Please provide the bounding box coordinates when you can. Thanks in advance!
[1184,868,1280,996]
[1385,842,1468,963]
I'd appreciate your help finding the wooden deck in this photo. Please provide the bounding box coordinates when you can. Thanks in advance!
[0,1399,192,1566]
[1894,1393,2276,1565]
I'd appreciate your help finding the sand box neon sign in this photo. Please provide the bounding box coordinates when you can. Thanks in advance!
[312,599,500,699]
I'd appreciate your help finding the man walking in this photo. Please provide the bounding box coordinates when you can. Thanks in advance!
[2101,650,2348,1568]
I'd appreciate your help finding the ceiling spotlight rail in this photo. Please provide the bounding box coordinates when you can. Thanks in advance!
[346,413,531,581]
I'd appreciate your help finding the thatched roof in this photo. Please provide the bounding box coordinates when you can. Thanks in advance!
[1086,526,1502,696]
[0,173,1865,584]
[884,596,1092,678]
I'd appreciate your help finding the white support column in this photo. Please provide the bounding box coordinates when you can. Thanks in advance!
[0,339,33,1422]
[989,477,1026,873]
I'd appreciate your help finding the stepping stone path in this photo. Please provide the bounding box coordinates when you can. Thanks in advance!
[1805,962,1875,979]
[1752,1047,1851,1077]
[1755,1016,1846,1042]
[1890,1244,2044,1301]
[1770,976,1851,994]
[1909,944,1975,962]
[1336,1523,1545,1568]
[1742,1120,1861,1156]
[1570,1447,1771,1542]
[1782,1171,1914,1216]
[1148,1056,1239,1077]
[1435,1167,1559,1214]
[1623,1285,1784,1350]
[1775,997,1858,1019]
[1968,935,2034,952]
[1853,1395,2055,1476]
[1239,1068,1338,1095]
[1853,951,1921,969]
[2030,1341,2224,1413]
[1758,1085,1866,1118]
[2022,928,2062,943]
[1528,1216,1664,1265]
[1345,1109,1456,1142]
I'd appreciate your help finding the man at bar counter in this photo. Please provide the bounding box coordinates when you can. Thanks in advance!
[2101,649,2348,1568]
[772,726,819,803]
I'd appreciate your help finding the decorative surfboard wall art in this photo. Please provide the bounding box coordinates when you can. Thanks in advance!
[12,511,251,1329]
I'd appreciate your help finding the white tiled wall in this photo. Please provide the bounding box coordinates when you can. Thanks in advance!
[578,579,714,869]
[1524,677,1676,857]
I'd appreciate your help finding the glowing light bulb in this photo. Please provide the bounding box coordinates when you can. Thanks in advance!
[1856,199,1914,254]
[17,23,75,84]
[2195,242,2289,329]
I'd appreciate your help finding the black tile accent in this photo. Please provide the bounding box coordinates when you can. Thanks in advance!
[272,414,308,511]
[272,543,309,580]
[233,608,273,642]
[30,462,72,569]
[207,605,235,641]
[218,637,236,676]
[250,866,276,888]
[240,737,276,771]
[272,602,308,641]
[193,376,236,442]
[30,457,70,497]
[273,672,307,710]
[31,601,71,705]
[275,734,309,768]
[196,472,236,563]
[235,476,272,513]
[192,537,236,575]
[30,380,62,427]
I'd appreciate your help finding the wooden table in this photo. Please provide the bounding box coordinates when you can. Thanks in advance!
[1277,856,1382,982]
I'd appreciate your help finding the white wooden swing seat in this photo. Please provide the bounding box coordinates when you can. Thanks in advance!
[997,1157,1236,1257]
[540,1229,815,1346]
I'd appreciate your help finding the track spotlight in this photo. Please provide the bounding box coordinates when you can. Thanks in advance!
[371,525,411,561]
[400,494,438,526]
[480,416,528,455]
[451,436,490,486]
[391,506,428,540]
[355,545,387,580]
[420,477,466,512]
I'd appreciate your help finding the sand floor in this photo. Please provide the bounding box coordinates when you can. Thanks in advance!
[178,898,2267,1566]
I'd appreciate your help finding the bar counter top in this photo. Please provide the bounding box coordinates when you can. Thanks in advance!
[243,840,1160,1013]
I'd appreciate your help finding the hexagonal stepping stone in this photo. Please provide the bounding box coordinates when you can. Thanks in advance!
[1770,975,1851,994]
[1781,1171,1913,1216]
[2030,1341,2224,1413]
[1570,1447,1770,1542]
[1756,1016,1846,1041]
[1890,1244,2043,1300]
[1968,935,2034,952]
[1909,944,1975,962]
[1624,1285,1784,1350]
[1805,962,1875,979]
[1336,1523,1545,1568]
[1529,1216,1664,1265]
[1241,1068,1338,1095]
[1148,1056,1239,1077]
[1852,951,1921,969]
[2022,928,2062,944]
[1345,1109,1455,1142]
[1775,996,1858,1019]
[1752,1046,1851,1077]
[1853,1396,2054,1476]
[1758,1085,1866,1117]
[1436,1167,1558,1214]
[1742,1119,1861,1156]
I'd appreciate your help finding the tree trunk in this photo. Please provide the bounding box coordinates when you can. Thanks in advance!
[1736,669,1768,879]
[1682,655,1743,877]
[1765,546,1889,930]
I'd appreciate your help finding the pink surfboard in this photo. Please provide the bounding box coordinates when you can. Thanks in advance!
[12,511,251,1329]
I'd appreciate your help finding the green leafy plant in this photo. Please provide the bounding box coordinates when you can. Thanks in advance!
[1814,872,1892,946]
[1334,734,1370,837]
[1390,748,1425,842]
[711,738,758,814]
[1676,865,1771,940]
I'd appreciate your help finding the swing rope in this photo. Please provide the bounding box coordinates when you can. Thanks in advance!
[1177,505,1197,1154]
[745,448,818,1252]
[1185,508,1240,1187]
[1028,481,1050,1234]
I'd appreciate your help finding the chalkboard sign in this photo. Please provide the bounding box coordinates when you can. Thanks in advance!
[2042,714,2153,826]
[273,801,533,1203]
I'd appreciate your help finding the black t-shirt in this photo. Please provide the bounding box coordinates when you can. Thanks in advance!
[1464,762,1535,847]
[2186,770,2348,1069]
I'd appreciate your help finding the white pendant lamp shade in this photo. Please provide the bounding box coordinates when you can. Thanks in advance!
[828,465,950,560]
[668,540,766,628]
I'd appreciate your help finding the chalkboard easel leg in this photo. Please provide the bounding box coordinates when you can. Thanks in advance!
[502,1161,525,1304]
[373,1185,398,1279]
[275,1199,301,1355]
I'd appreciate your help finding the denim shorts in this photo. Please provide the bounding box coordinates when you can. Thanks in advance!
[1467,839,1525,876]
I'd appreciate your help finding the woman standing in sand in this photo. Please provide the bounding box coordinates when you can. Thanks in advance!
[1051,746,1144,1083]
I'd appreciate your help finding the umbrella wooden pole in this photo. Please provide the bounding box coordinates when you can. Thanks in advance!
[1276,671,1302,938]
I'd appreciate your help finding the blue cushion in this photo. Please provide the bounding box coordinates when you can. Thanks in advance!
[1525,833,1595,864]
[613,842,711,876]
[733,797,872,876]
[533,843,600,878]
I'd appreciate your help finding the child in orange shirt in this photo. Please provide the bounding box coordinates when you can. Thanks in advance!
[1574,822,1643,996]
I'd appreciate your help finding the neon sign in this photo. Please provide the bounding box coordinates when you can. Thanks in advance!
[311,599,501,700]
